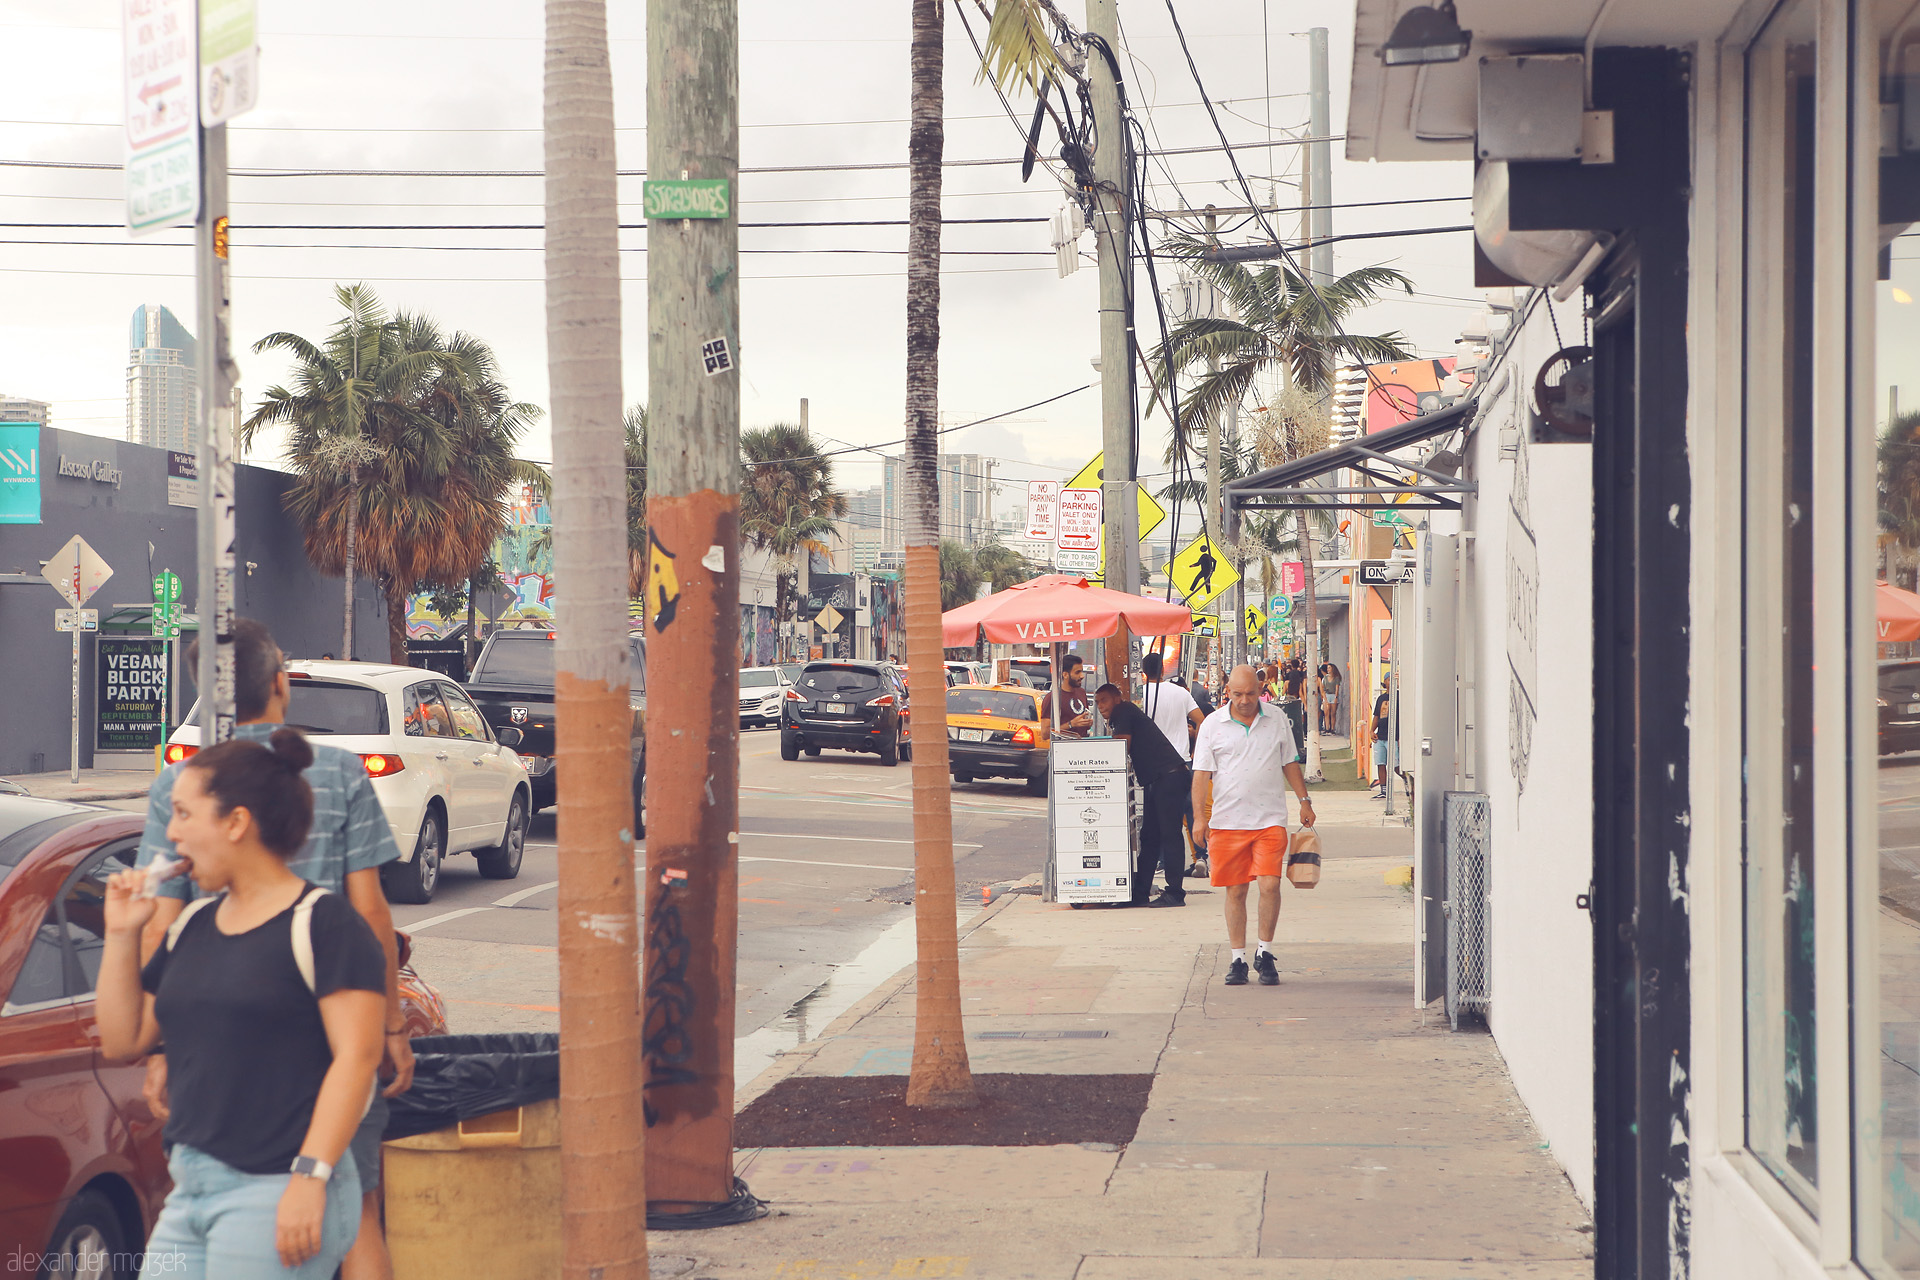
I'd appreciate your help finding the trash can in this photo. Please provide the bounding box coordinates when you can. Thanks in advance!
[382,1034,560,1279]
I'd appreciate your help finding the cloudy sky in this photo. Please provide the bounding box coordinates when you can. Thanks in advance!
[0,0,1477,512]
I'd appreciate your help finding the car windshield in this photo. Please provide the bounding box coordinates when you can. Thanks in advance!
[800,666,882,694]
[285,681,388,735]
[947,689,1037,720]
[477,636,555,683]
[777,664,802,685]
[740,669,780,689]
[1012,662,1052,691]
[0,800,97,889]
[1883,663,1920,699]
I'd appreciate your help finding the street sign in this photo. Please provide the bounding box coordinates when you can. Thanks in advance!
[1278,560,1305,596]
[123,0,200,236]
[642,179,732,219]
[814,603,845,633]
[43,535,113,608]
[1278,619,1297,642]
[1026,480,1059,541]
[1372,508,1407,528]
[152,568,183,638]
[1065,451,1167,541]
[1271,594,1293,619]
[1057,488,1102,551]
[1164,534,1239,610]
[1360,559,1417,586]
[199,0,259,125]
[55,609,100,633]
[1244,604,1266,647]
[1191,613,1216,637]
[1055,549,1099,573]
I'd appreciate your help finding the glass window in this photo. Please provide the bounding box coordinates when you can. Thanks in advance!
[947,689,1039,720]
[438,684,492,742]
[799,666,881,695]
[4,922,71,1011]
[475,636,555,684]
[1744,0,1820,1207]
[283,680,388,736]
[739,669,779,689]
[406,684,455,739]
[629,638,647,694]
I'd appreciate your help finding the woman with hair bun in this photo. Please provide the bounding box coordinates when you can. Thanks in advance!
[97,730,387,1279]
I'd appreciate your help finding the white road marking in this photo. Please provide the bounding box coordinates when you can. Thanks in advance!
[740,855,911,872]
[493,879,561,907]
[740,831,981,848]
[399,906,492,934]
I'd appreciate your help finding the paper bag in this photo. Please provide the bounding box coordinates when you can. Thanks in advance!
[1286,826,1322,888]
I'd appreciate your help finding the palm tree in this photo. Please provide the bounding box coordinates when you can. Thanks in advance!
[739,423,847,655]
[939,540,982,611]
[625,405,648,598]
[545,0,648,1272]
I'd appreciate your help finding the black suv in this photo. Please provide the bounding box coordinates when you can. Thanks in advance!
[1882,660,1920,756]
[781,661,912,766]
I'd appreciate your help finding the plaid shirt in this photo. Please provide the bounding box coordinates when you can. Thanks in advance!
[135,722,402,898]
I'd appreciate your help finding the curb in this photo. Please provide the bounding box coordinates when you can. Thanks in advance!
[20,788,153,803]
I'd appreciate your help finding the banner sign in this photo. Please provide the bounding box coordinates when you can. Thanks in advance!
[1026,480,1059,541]
[97,637,169,752]
[0,423,41,524]
[167,450,198,507]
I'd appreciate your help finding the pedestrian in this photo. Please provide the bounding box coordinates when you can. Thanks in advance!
[1371,679,1393,796]
[1041,652,1094,738]
[1142,651,1209,889]
[1185,674,1217,718]
[96,731,387,1278]
[1092,683,1191,907]
[1318,662,1342,735]
[1277,660,1309,755]
[136,619,411,1280]
[1191,664,1316,986]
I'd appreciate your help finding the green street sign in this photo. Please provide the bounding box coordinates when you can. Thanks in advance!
[1372,508,1406,527]
[152,569,181,606]
[642,179,732,220]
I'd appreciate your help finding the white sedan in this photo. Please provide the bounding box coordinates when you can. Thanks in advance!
[164,661,532,905]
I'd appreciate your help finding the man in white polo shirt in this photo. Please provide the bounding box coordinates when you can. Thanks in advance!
[1191,664,1316,986]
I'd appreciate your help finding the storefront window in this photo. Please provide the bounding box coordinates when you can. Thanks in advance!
[1867,7,1920,1271]
[1744,0,1821,1209]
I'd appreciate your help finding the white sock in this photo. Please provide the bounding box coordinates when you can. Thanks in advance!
[1231,948,1246,965]
[1257,941,1273,958]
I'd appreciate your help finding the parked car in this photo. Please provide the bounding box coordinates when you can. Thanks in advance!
[780,661,913,765]
[776,662,804,687]
[0,778,25,796]
[1008,657,1053,691]
[464,630,646,834]
[166,661,532,905]
[946,684,1051,795]
[738,666,790,729]
[944,661,984,687]
[1881,660,1920,755]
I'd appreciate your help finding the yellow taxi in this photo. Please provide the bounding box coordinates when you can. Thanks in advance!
[945,684,1051,796]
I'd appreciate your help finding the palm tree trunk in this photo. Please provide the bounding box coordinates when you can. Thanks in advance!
[343,468,358,659]
[904,0,974,1110]
[385,579,411,667]
[1296,507,1324,782]
[545,0,648,1273]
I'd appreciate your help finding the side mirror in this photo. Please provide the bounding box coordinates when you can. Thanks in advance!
[495,726,524,748]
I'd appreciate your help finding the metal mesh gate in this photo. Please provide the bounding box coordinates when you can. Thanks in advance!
[1444,791,1491,1030]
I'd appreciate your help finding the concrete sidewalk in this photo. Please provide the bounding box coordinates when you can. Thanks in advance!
[8,766,155,802]
[668,816,1591,1279]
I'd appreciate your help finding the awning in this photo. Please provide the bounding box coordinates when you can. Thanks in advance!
[1224,398,1478,516]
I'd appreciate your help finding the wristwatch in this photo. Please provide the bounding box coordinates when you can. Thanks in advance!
[289,1155,333,1182]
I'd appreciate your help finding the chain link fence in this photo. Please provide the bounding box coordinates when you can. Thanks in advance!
[1444,791,1492,1031]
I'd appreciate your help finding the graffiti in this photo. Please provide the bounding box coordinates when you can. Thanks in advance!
[642,893,699,1126]
[649,529,681,632]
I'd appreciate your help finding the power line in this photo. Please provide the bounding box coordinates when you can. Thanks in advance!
[0,217,1049,231]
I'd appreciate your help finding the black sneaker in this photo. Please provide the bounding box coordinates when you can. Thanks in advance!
[1224,958,1249,986]
[1147,892,1186,908]
[1254,951,1279,985]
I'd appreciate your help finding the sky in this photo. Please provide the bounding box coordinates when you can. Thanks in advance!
[0,0,1479,518]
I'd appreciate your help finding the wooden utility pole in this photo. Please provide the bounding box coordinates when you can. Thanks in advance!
[193,125,236,746]
[642,0,747,1206]
[903,0,976,1110]
[543,2,648,1275]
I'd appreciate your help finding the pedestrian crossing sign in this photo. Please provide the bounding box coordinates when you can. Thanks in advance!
[1244,604,1266,647]
[1191,613,1216,637]
[1164,534,1239,610]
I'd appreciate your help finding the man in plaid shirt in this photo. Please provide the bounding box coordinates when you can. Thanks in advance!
[135,618,409,1280]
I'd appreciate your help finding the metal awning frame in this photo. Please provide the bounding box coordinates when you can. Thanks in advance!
[1223,398,1480,514]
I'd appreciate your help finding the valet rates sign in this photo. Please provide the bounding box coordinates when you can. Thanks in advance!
[97,637,169,753]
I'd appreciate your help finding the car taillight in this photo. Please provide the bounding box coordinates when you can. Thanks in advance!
[360,753,406,777]
[1013,725,1034,745]
[786,688,804,701]
[163,743,197,764]
[867,694,895,707]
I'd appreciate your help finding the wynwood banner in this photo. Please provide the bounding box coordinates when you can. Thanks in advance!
[0,422,41,524]
[97,637,169,753]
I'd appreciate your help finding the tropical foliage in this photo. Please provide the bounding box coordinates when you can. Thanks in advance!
[939,539,1038,611]
[243,284,547,664]
[625,405,648,597]
[739,423,848,653]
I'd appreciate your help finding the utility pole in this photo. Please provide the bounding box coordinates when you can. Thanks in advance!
[1307,27,1334,289]
[1088,0,1140,687]
[642,0,746,1216]
[193,124,236,748]
[545,1,649,1273]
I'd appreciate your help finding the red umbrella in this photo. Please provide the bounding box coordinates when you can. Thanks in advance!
[941,574,1193,647]
[1881,580,1920,643]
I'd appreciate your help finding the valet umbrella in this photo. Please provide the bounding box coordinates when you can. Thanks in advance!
[941,574,1193,647]
[1881,580,1920,643]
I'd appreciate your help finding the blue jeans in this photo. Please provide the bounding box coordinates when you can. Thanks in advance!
[141,1144,361,1280]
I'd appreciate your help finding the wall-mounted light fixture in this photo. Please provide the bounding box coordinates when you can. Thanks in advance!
[1378,2,1472,66]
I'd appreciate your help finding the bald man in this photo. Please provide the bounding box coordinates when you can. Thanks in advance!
[1191,664,1316,986]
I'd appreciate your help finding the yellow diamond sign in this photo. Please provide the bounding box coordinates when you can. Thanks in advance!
[1065,451,1167,542]
[1243,603,1266,647]
[1164,534,1239,610]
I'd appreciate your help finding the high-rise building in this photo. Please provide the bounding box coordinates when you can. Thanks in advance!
[0,395,50,426]
[126,303,197,452]
[881,452,995,547]
[844,484,885,532]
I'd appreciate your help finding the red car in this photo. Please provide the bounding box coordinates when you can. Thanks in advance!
[0,796,449,1279]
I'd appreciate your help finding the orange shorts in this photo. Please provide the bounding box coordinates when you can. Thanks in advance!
[1208,827,1287,886]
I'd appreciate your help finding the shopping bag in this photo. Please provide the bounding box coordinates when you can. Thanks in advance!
[1286,826,1322,888]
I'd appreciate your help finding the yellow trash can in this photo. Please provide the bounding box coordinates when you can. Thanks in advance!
[383,1099,561,1279]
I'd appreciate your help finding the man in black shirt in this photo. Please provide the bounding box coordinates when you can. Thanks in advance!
[1095,683,1189,907]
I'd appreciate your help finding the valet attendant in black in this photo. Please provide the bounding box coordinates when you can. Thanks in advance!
[1093,682,1193,908]
[97,731,386,1279]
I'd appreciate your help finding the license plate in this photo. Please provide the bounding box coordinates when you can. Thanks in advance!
[959,728,989,742]
[820,703,851,715]
[1908,703,1920,715]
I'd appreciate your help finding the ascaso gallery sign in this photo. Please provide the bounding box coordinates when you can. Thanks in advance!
[0,423,41,524]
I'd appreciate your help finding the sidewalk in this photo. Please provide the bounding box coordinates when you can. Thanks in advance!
[671,816,1590,1279]
[8,766,155,802]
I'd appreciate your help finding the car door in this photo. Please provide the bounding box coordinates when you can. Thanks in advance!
[401,681,461,844]
[438,681,513,847]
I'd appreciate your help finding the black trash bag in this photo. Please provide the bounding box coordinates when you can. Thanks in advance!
[384,1033,559,1141]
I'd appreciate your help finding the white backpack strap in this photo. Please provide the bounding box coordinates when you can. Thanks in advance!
[163,895,219,952]
[290,886,329,995]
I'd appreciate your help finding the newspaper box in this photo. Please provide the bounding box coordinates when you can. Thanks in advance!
[1045,737,1139,904]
